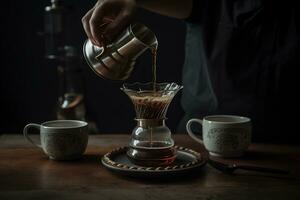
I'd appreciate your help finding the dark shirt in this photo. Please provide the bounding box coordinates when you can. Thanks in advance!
[180,0,300,143]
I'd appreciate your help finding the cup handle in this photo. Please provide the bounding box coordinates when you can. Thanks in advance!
[23,123,42,148]
[186,119,204,144]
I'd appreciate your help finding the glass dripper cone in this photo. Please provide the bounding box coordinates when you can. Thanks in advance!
[121,82,183,119]
[121,82,183,166]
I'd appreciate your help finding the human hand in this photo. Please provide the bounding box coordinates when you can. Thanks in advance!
[82,0,137,46]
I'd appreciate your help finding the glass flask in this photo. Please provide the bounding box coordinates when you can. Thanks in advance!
[56,46,86,121]
[121,82,183,166]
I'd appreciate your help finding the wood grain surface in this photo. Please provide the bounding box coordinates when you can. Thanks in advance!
[1,134,300,200]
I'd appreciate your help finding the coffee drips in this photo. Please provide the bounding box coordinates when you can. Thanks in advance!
[151,44,158,92]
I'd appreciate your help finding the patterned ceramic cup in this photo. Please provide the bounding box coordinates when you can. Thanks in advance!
[23,120,88,160]
[186,115,251,158]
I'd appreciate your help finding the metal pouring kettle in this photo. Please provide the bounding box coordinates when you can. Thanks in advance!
[83,23,158,81]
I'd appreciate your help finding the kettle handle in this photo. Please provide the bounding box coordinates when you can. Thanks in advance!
[95,18,113,60]
[95,35,107,61]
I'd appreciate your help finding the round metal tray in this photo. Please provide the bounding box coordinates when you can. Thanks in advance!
[101,146,207,178]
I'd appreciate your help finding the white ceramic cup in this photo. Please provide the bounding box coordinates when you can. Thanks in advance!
[23,120,88,160]
[186,115,251,157]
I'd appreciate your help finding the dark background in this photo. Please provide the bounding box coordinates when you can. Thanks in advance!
[0,0,186,134]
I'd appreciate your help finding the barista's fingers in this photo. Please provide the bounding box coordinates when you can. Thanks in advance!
[89,3,108,46]
[82,8,96,44]
[103,9,135,42]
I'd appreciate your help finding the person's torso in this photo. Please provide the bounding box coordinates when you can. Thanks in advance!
[182,0,300,142]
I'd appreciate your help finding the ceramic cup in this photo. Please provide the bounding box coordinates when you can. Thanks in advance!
[186,115,251,157]
[23,120,88,160]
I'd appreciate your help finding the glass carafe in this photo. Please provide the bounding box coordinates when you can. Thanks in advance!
[121,82,183,166]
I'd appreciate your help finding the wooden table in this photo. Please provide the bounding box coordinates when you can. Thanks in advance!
[1,134,300,200]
